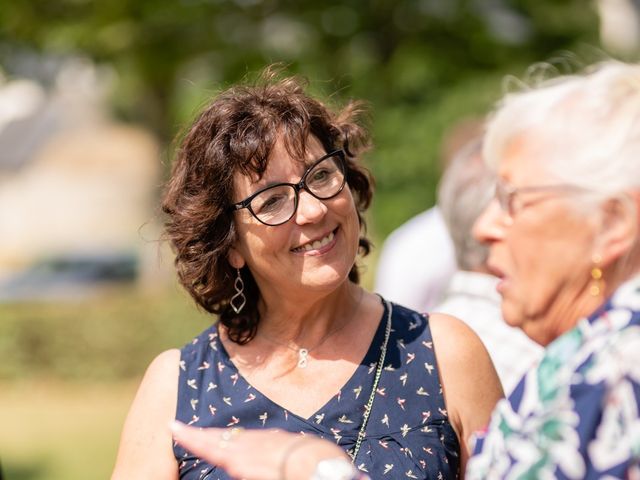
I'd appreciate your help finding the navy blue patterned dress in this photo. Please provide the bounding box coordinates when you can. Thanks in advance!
[173,300,460,479]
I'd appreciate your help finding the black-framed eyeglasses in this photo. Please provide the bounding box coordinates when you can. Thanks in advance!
[230,150,346,226]
[495,179,586,218]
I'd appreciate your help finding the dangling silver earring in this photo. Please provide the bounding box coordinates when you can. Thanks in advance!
[230,268,246,314]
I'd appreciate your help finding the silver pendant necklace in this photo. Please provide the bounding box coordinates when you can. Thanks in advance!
[259,291,364,369]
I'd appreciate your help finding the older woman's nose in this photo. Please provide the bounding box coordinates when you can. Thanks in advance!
[295,190,328,224]
[473,199,508,244]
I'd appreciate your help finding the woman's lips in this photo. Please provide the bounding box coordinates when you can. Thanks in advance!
[291,229,337,254]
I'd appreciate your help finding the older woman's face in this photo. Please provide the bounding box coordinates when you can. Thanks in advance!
[473,137,599,345]
[228,136,361,300]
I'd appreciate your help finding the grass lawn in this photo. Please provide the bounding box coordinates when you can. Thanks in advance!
[0,380,139,480]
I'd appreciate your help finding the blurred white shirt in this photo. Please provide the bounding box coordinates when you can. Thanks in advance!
[434,270,543,396]
[375,207,457,312]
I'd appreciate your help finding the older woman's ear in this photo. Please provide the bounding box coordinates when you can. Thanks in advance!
[594,192,640,268]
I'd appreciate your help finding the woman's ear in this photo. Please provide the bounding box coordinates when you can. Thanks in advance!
[227,247,246,270]
[595,192,640,267]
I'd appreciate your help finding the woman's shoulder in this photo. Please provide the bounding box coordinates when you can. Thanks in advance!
[137,349,183,404]
[112,348,182,479]
[428,312,490,357]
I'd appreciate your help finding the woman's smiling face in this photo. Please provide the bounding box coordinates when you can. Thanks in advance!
[228,135,361,298]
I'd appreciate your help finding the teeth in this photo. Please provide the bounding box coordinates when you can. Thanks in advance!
[297,231,334,252]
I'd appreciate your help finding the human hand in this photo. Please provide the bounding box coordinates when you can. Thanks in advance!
[170,421,351,480]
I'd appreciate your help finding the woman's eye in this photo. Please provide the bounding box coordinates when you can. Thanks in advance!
[255,194,286,213]
[309,169,330,183]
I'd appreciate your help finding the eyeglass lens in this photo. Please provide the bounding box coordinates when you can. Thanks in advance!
[249,153,345,225]
[495,183,512,214]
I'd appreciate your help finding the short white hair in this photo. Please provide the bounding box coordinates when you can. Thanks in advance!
[484,60,640,196]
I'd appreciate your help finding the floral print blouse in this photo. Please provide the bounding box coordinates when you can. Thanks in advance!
[173,300,460,479]
[467,273,640,479]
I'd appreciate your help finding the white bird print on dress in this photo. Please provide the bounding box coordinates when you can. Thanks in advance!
[399,373,408,386]
[197,361,210,370]
[406,353,416,364]
[384,464,394,474]
[338,414,353,424]
[424,362,434,374]
[206,382,217,392]
[421,411,431,423]
[208,405,217,416]
[226,416,240,427]
[259,412,268,426]
[315,413,324,424]
[416,387,429,396]
[381,414,390,427]
[353,385,362,399]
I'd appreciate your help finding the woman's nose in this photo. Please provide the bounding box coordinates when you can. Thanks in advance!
[295,190,328,224]
[472,199,508,244]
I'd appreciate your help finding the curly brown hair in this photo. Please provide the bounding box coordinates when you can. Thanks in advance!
[162,69,374,344]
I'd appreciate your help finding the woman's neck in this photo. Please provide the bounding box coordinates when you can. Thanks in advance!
[255,281,363,348]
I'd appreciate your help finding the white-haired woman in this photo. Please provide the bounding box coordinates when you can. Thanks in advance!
[467,60,640,478]
[170,60,640,479]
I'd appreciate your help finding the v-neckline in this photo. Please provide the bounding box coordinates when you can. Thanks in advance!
[213,299,389,423]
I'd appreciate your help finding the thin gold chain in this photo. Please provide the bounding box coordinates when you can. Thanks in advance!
[350,299,392,465]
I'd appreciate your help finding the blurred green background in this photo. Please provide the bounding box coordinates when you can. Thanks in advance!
[0,0,635,478]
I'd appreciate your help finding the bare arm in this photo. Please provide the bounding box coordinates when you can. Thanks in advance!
[429,313,504,478]
[111,349,181,480]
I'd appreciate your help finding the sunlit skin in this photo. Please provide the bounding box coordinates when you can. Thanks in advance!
[473,135,605,346]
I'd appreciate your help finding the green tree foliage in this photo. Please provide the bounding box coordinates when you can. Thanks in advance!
[0,0,601,236]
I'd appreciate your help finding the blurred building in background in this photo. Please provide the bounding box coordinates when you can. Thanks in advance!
[0,58,166,301]
[598,0,640,56]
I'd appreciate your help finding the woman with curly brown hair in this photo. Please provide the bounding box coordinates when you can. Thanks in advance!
[112,69,502,480]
